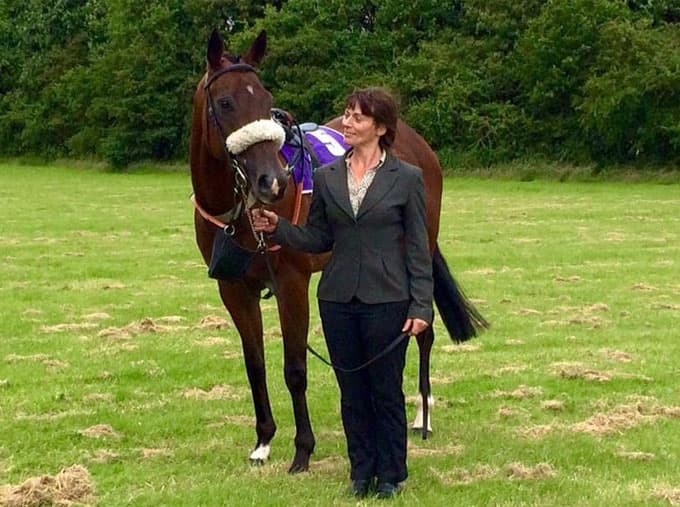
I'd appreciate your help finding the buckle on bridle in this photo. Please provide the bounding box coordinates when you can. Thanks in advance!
[231,157,248,190]
[255,232,267,253]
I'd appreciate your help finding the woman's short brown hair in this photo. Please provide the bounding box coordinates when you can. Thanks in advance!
[345,87,398,149]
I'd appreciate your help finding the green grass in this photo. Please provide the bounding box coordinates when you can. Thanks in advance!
[1,162,678,506]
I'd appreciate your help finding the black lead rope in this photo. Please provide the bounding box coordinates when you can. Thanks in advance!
[306,332,410,373]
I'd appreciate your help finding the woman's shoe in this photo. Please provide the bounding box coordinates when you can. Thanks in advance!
[350,479,372,498]
[375,482,401,499]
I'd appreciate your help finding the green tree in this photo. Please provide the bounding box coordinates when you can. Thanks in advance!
[0,0,97,155]
[579,19,680,161]
[512,0,631,159]
[1,0,678,166]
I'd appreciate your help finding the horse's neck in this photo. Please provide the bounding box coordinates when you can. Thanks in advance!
[191,152,239,216]
[188,101,236,215]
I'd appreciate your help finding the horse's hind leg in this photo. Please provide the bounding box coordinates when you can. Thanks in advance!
[218,281,276,465]
[275,268,315,473]
[413,326,434,438]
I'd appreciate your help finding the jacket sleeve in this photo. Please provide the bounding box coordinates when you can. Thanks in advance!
[403,165,434,323]
[270,170,334,253]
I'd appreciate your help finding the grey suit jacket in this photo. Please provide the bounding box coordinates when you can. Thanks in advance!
[272,152,434,323]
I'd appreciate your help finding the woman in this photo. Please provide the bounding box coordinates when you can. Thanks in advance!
[251,87,432,498]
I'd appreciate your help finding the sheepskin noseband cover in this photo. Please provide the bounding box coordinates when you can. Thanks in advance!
[226,119,285,155]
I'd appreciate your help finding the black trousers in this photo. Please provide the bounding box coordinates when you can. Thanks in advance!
[319,298,410,484]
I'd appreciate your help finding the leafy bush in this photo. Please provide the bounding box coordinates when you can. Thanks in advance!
[0,0,678,166]
[579,19,680,161]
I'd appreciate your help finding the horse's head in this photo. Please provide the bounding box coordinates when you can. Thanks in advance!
[198,29,287,204]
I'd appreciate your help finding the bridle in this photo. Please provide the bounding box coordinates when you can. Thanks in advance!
[205,63,265,206]
[201,62,288,250]
[195,61,294,295]
[204,63,262,143]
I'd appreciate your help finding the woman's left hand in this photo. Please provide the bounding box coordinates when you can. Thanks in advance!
[402,318,429,337]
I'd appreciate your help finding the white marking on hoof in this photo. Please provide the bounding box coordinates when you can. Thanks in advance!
[412,395,434,432]
[249,444,271,462]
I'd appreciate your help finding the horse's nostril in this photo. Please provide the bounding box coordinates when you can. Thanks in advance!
[258,174,287,198]
[258,174,272,192]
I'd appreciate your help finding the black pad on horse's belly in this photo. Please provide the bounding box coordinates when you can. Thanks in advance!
[208,230,257,280]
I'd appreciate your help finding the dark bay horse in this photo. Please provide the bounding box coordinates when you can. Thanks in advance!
[190,29,485,473]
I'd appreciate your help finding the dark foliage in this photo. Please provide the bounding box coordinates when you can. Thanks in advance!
[1,0,678,166]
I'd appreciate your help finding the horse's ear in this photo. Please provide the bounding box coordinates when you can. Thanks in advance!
[207,29,224,70]
[241,30,267,67]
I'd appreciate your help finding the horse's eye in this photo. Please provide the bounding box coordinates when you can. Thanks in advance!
[218,97,234,112]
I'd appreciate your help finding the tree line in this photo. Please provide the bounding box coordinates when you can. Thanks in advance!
[1,0,678,168]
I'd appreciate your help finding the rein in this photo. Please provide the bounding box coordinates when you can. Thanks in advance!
[306,333,410,373]
[190,193,242,234]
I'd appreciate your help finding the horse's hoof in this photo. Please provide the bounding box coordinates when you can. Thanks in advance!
[250,458,266,467]
[287,462,309,474]
[288,449,311,474]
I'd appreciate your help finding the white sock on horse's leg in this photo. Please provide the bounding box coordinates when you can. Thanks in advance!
[412,394,434,432]
[249,444,271,463]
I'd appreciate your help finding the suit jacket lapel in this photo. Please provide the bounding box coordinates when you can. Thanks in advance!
[325,158,355,220]
[356,155,400,219]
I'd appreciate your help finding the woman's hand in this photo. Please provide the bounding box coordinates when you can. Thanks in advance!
[402,318,429,337]
[250,208,279,233]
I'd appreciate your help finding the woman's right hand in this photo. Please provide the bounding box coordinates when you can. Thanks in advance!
[250,208,279,233]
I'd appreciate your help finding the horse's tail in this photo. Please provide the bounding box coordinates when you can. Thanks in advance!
[432,243,489,342]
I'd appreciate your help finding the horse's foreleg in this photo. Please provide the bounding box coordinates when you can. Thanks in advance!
[413,326,434,438]
[218,281,276,465]
[275,268,315,473]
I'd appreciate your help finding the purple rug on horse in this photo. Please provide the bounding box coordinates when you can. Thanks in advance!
[279,125,348,193]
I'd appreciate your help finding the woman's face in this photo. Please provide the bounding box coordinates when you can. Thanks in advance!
[341,103,386,150]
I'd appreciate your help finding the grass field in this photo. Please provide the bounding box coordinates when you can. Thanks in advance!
[0,162,678,506]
